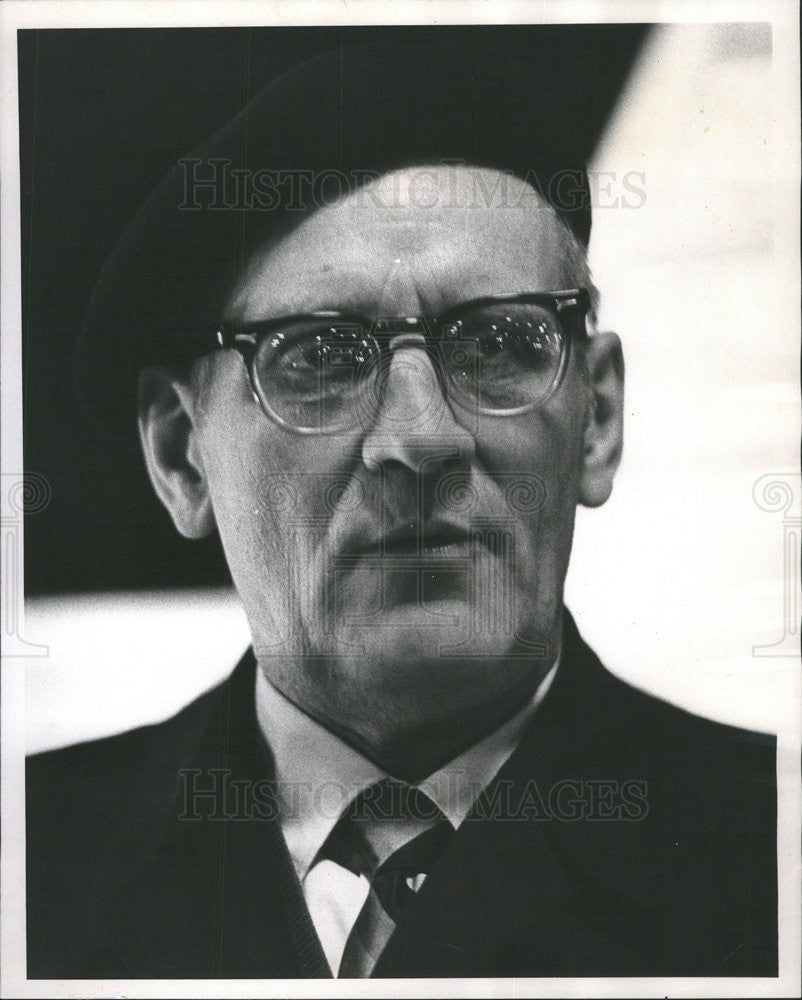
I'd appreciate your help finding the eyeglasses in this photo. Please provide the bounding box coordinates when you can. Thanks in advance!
[216,288,590,435]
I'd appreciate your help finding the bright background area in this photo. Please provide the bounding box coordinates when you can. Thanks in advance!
[24,23,799,754]
[570,22,798,736]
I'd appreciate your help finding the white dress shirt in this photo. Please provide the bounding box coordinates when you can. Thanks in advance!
[255,663,558,975]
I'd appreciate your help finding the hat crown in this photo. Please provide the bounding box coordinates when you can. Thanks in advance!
[76,38,591,430]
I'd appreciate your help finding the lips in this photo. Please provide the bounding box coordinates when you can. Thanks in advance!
[346,521,480,559]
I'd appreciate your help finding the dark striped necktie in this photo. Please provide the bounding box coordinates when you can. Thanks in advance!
[320,778,453,978]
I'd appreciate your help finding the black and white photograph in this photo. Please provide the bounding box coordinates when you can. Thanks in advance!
[1,1,799,996]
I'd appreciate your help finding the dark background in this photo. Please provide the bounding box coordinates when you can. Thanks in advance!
[19,24,651,595]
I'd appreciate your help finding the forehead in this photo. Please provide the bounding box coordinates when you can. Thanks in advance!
[225,166,575,321]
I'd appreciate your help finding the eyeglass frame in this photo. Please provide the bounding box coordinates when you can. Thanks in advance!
[215,287,591,435]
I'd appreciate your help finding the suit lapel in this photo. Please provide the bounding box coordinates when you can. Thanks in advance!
[374,613,653,977]
[89,615,662,978]
[373,792,577,976]
[92,651,330,978]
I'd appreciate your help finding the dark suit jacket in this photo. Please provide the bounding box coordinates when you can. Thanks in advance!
[26,612,777,978]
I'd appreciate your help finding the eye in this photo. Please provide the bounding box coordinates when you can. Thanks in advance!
[441,302,566,410]
[255,320,379,397]
[294,334,348,370]
[454,304,563,371]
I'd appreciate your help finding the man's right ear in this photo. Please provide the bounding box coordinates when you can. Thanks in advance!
[137,367,216,539]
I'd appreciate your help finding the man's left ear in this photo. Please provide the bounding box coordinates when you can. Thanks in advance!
[579,331,624,508]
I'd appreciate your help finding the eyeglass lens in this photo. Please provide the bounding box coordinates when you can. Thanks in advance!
[252,302,565,431]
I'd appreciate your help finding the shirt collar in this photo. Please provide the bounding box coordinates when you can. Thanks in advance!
[255,660,559,880]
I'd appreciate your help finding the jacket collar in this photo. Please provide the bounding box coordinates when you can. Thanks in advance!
[93,609,647,978]
[373,609,656,977]
[92,648,330,978]
[255,657,559,880]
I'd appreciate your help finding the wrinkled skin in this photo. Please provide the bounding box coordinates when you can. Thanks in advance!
[138,166,623,779]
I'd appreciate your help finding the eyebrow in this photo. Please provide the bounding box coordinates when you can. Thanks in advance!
[227,268,386,324]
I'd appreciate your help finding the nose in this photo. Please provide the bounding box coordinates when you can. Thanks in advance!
[361,335,476,473]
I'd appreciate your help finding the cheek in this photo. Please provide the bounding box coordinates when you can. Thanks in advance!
[472,391,586,575]
[196,368,362,579]
[474,403,585,511]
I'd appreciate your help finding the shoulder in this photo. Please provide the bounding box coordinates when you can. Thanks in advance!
[25,669,237,975]
[547,617,778,974]
[605,662,775,788]
[26,669,233,885]
[26,653,263,977]
[557,612,777,885]
[28,674,227,806]
[564,612,776,775]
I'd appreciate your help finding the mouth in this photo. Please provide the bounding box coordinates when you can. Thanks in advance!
[347,523,481,561]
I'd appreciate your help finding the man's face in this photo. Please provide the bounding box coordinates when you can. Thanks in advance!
[186,166,596,751]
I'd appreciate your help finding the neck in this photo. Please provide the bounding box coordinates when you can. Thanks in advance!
[263,651,558,784]
[341,671,552,782]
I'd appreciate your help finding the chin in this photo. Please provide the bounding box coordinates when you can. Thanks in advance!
[340,596,478,655]
[336,599,538,681]
[320,624,540,754]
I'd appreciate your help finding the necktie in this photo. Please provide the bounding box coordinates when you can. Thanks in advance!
[320,778,452,978]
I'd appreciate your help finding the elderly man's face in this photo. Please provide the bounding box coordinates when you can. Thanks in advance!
[146,166,621,762]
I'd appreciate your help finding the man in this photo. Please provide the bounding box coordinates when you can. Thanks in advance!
[26,40,777,979]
